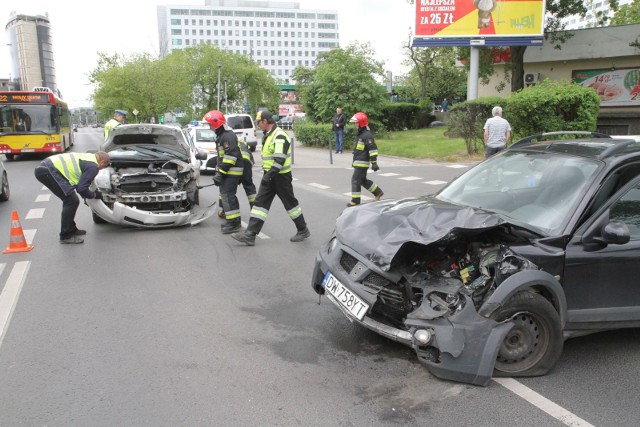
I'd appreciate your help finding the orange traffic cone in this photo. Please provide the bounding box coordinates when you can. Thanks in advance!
[3,211,34,254]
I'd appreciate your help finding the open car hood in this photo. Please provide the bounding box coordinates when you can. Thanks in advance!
[102,124,190,157]
[335,196,507,270]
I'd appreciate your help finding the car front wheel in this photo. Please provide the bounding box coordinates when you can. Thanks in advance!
[491,291,563,377]
[0,171,9,201]
[92,212,107,224]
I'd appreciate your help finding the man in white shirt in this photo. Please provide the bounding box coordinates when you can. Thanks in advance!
[483,106,511,158]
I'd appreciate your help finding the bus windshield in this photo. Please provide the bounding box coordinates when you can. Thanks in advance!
[0,104,58,134]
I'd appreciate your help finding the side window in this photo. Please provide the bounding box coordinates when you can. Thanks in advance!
[609,182,640,241]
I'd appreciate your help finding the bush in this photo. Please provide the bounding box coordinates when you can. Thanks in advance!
[293,119,386,149]
[507,79,600,139]
[374,103,435,131]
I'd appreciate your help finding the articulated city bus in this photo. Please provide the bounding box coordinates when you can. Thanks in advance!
[0,87,73,160]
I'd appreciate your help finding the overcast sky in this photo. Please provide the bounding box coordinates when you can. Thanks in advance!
[0,0,414,108]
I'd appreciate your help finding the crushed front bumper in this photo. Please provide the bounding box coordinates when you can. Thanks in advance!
[311,240,513,386]
[87,199,215,228]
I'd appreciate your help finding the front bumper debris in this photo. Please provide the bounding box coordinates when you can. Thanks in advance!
[87,199,215,228]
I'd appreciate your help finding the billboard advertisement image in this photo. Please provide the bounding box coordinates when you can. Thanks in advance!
[573,68,640,108]
[415,0,545,38]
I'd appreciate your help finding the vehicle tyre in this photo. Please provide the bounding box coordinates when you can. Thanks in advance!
[92,212,107,224]
[5,154,14,161]
[250,145,256,152]
[491,291,563,377]
[0,171,9,201]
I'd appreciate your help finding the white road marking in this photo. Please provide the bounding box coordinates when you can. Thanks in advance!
[399,176,422,181]
[25,208,45,219]
[378,172,400,177]
[423,180,448,185]
[35,194,51,202]
[447,164,469,169]
[41,185,49,191]
[240,222,270,239]
[0,261,31,350]
[22,230,36,245]
[494,378,595,427]
[309,183,330,190]
[342,193,372,201]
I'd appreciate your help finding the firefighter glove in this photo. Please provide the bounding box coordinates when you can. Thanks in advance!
[371,163,380,172]
[213,172,223,186]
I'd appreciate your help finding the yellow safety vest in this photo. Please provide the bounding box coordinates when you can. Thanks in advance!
[261,127,291,174]
[104,118,120,140]
[50,153,98,185]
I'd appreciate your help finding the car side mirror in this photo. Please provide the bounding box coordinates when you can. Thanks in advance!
[205,157,218,169]
[195,148,208,161]
[601,221,630,245]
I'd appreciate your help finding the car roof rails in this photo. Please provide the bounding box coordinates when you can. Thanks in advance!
[597,138,640,159]
[511,131,611,148]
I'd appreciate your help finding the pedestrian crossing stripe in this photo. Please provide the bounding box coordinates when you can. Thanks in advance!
[423,180,447,185]
[399,176,422,181]
[378,172,400,176]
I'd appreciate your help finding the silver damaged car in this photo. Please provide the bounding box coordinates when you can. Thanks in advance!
[88,124,213,227]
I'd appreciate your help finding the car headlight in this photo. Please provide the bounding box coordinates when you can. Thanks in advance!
[328,237,338,253]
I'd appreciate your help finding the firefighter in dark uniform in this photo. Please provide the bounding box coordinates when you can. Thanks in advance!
[216,138,256,218]
[348,112,383,207]
[204,110,244,234]
[232,110,310,246]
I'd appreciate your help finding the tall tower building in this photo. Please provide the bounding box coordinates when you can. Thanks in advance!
[5,12,58,93]
[157,1,339,84]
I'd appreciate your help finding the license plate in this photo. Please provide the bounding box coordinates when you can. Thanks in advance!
[21,149,35,152]
[322,272,370,321]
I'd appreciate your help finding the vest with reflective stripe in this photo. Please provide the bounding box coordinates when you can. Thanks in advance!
[104,118,119,140]
[261,127,291,174]
[50,153,98,185]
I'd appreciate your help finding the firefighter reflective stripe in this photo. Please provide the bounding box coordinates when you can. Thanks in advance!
[223,154,238,164]
[50,153,97,185]
[221,166,243,176]
[250,205,269,221]
[353,161,369,168]
[287,205,303,220]
[369,149,379,157]
[351,192,362,200]
[366,183,379,193]
[271,162,283,170]
[225,208,241,220]
[356,141,366,150]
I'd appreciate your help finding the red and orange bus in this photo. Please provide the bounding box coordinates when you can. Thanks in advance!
[0,87,73,160]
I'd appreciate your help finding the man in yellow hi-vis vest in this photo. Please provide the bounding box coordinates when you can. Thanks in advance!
[34,152,111,243]
[104,110,127,141]
[232,109,310,246]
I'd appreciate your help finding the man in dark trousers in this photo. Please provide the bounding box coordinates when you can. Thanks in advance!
[347,112,384,207]
[34,151,111,243]
[204,110,244,234]
[232,109,310,246]
[332,107,346,153]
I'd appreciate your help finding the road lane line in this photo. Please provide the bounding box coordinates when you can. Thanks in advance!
[399,176,422,181]
[0,261,31,349]
[378,172,400,177]
[423,180,448,185]
[35,194,51,202]
[309,183,330,190]
[23,229,36,245]
[447,164,469,169]
[494,378,595,427]
[25,208,45,219]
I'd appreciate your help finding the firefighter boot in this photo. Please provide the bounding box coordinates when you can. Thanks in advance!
[217,208,225,218]
[232,230,256,246]
[290,227,311,242]
[374,191,384,201]
[221,219,241,235]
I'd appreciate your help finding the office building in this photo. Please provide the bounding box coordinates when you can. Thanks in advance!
[560,0,633,29]
[157,1,339,83]
[5,12,58,93]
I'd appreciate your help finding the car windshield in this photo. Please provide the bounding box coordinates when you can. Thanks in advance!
[437,150,601,236]
[227,116,253,130]
[195,128,216,142]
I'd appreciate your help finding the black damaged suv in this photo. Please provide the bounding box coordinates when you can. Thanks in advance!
[312,132,640,386]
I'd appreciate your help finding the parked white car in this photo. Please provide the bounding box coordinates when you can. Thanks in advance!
[226,113,258,152]
[187,123,218,172]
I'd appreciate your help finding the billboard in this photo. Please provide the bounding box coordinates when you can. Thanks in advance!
[415,0,545,38]
[573,68,640,108]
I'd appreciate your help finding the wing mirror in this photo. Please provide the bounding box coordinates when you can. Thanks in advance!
[600,221,630,245]
[195,148,208,161]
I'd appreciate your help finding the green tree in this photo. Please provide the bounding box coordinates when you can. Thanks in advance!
[610,0,640,25]
[293,43,387,124]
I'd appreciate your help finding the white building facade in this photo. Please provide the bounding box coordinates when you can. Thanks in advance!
[157,0,339,83]
[560,0,633,29]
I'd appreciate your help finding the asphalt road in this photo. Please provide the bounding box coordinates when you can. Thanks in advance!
[0,127,639,426]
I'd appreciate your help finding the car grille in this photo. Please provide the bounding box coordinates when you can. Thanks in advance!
[340,252,358,272]
[363,273,404,306]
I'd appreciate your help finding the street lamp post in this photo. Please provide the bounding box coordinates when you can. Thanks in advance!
[217,61,222,110]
